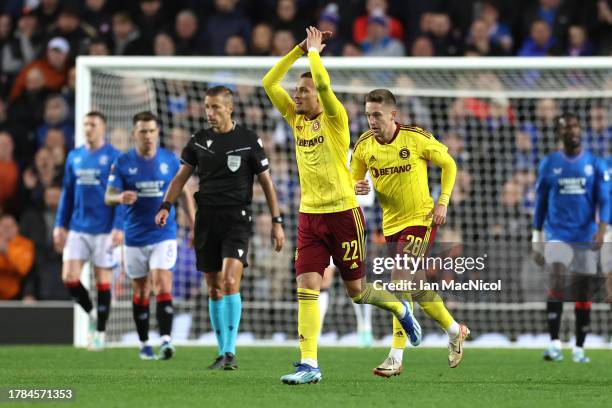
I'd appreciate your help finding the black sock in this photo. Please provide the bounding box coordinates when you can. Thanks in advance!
[575,302,591,348]
[65,281,93,314]
[132,296,150,342]
[546,301,563,340]
[96,284,111,332]
[156,293,173,338]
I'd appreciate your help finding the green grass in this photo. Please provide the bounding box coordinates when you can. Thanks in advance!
[1,346,611,407]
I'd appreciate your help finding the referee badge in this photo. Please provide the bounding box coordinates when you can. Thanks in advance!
[227,155,241,172]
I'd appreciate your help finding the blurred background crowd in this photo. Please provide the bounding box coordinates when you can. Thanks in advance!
[0,0,610,305]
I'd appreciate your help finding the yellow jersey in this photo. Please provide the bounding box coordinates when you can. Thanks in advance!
[262,46,359,214]
[350,124,457,236]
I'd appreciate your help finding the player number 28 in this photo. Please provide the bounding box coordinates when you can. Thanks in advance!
[402,235,423,256]
[341,240,359,261]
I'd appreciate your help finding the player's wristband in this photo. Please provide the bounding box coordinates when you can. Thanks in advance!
[272,216,284,225]
[308,47,319,53]
[159,201,172,212]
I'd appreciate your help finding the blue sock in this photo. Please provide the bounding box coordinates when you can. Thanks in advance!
[223,293,242,355]
[208,298,225,356]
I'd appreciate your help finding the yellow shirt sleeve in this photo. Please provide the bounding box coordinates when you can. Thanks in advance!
[308,50,342,118]
[420,136,457,206]
[262,45,303,123]
[350,142,367,185]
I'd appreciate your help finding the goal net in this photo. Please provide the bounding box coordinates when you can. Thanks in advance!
[75,57,612,347]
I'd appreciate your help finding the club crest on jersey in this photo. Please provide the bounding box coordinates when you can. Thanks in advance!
[128,167,138,175]
[584,164,593,176]
[312,120,321,132]
[227,155,241,172]
[399,147,410,160]
[99,155,108,165]
[160,162,169,174]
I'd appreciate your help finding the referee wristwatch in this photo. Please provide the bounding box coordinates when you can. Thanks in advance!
[272,215,284,225]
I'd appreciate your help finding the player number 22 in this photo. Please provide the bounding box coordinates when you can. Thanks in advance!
[402,235,423,256]
[341,240,359,261]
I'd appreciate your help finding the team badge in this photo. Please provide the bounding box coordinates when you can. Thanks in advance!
[206,139,213,148]
[399,147,410,160]
[160,162,169,174]
[227,155,241,172]
[312,121,320,132]
[99,155,108,165]
[128,167,138,175]
[74,157,82,164]
[584,164,593,176]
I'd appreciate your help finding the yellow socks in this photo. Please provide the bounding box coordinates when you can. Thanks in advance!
[297,288,320,364]
[352,283,403,316]
[413,290,455,331]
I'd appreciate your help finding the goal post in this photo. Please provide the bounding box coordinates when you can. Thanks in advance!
[74,56,612,347]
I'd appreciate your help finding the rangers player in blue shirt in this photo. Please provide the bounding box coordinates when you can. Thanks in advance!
[105,111,194,360]
[532,112,610,363]
[53,111,124,351]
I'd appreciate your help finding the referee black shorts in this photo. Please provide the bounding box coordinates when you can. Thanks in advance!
[194,205,251,273]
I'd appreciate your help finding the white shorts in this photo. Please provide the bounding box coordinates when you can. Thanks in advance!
[601,227,612,273]
[544,240,598,275]
[63,231,116,268]
[125,240,177,279]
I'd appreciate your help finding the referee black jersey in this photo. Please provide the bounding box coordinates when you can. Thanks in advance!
[180,123,269,207]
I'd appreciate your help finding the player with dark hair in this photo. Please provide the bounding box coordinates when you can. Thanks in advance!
[352,88,468,376]
[106,111,194,360]
[156,85,285,370]
[54,111,124,351]
[263,27,421,385]
[532,112,610,363]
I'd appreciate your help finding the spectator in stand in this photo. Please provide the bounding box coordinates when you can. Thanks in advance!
[172,9,205,55]
[480,1,513,54]
[224,34,247,56]
[136,0,169,46]
[521,0,573,48]
[361,10,405,56]
[591,0,612,55]
[153,32,176,56]
[250,22,273,56]
[109,11,150,55]
[0,132,19,213]
[271,29,295,56]
[32,0,60,34]
[61,66,75,116]
[88,37,110,55]
[317,3,345,56]
[9,36,70,102]
[353,0,404,44]
[566,25,592,56]
[518,20,556,56]
[521,98,559,156]
[20,185,69,301]
[47,6,96,57]
[465,18,506,56]
[585,104,611,156]
[36,94,74,149]
[168,127,189,158]
[428,12,463,56]
[1,9,41,95]
[22,147,60,209]
[81,0,113,37]
[0,213,34,300]
[7,67,50,164]
[410,35,434,56]
[514,130,538,172]
[270,0,309,42]
[42,128,67,167]
[205,0,251,55]
[489,178,532,241]
[342,41,363,56]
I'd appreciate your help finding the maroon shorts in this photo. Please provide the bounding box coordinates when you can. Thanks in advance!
[295,208,365,281]
[385,225,438,257]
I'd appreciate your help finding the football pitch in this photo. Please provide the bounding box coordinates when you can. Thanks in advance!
[1,346,611,407]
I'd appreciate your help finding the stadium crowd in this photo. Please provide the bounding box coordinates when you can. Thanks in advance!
[0,0,610,302]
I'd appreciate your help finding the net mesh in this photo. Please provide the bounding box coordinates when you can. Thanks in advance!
[85,60,612,346]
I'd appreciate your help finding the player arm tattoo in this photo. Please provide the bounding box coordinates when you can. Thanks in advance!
[257,170,282,218]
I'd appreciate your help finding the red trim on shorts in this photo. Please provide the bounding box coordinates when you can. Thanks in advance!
[156,293,172,302]
[96,283,111,292]
[575,301,592,310]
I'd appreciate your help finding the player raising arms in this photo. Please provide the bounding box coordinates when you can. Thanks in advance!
[156,86,285,370]
[105,111,194,360]
[263,27,420,385]
[351,89,469,376]
[53,111,124,351]
[532,113,610,363]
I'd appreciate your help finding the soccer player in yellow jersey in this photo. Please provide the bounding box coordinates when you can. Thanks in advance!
[351,89,470,376]
[263,28,421,385]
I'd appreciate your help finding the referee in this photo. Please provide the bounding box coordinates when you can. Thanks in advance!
[155,86,285,370]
